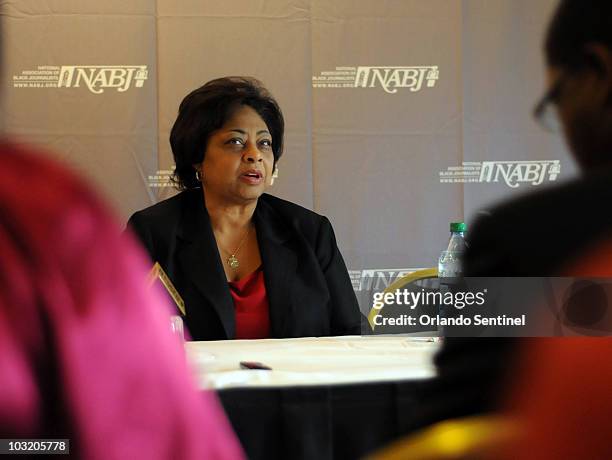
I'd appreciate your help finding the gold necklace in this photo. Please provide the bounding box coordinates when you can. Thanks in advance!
[223,226,252,270]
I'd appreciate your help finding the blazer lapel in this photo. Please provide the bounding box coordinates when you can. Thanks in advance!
[177,191,235,338]
[255,198,297,337]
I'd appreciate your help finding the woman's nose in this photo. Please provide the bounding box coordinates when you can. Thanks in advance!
[244,143,263,162]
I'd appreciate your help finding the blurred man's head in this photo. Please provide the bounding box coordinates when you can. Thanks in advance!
[541,0,612,170]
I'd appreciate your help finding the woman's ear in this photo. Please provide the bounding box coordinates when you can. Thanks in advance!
[193,163,203,182]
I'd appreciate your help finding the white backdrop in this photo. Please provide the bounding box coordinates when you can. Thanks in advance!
[1,0,573,312]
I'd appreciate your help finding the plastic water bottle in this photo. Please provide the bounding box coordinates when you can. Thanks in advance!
[438,222,467,278]
[436,222,467,338]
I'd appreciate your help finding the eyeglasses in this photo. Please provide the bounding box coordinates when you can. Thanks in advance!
[533,75,566,132]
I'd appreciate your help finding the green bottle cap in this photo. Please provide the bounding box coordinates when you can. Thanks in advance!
[450,222,466,232]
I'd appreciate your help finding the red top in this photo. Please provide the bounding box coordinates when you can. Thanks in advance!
[229,267,271,339]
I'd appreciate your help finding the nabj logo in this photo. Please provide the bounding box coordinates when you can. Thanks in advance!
[13,65,148,93]
[349,268,423,292]
[440,160,561,188]
[313,66,439,93]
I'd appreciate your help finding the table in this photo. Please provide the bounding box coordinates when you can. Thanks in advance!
[186,336,439,460]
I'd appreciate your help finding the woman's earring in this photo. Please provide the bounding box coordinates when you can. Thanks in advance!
[196,169,203,182]
[270,167,279,186]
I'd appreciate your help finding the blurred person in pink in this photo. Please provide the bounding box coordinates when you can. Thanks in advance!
[0,143,244,459]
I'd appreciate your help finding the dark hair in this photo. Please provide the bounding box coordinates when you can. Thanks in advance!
[545,0,612,70]
[170,76,284,190]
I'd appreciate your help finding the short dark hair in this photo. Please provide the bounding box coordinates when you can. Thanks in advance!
[170,77,284,190]
[545,0,612,70]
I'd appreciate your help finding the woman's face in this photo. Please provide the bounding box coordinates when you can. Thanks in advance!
[199,105,275,204]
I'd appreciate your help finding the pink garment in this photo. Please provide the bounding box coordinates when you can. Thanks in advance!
[0,143,243,459]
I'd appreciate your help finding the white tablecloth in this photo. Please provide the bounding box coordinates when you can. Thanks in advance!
[185,335,439,390]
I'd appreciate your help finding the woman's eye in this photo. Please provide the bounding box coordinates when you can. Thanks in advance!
[259,139,272,148]
[227,138,245,146]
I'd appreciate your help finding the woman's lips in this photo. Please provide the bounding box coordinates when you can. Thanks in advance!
[239,170,263,185]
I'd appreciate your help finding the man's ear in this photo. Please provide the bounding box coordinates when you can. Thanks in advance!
[584,43,612,104]
[584,44,612,75]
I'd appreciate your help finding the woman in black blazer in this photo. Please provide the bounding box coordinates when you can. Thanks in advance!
[128,77,361,340]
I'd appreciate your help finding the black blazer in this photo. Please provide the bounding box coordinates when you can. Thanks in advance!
[127,190,361,340]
